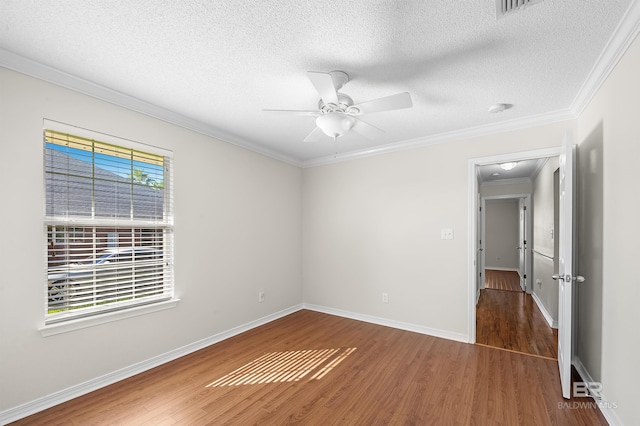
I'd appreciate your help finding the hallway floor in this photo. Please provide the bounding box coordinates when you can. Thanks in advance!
[476,286,558,359]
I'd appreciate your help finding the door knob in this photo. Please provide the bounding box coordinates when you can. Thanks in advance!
[552,274,585,283]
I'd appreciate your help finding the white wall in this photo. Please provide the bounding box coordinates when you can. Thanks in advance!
[532,157,559,324]
[532,158,559,257]
[3,29,639,425]
[0,68,303,412]
[480,181,532,197]
[576,119,603,383]
[303,123,572,338]
[575,31,640,425]
[302,30,640,426]
[484,199,519,270]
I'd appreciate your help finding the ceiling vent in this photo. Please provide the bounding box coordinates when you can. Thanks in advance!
[496,0,544,18]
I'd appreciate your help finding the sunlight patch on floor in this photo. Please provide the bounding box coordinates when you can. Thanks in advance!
[206,347,357,387]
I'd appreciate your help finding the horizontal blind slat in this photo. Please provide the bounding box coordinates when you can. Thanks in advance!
[45,125,173,323]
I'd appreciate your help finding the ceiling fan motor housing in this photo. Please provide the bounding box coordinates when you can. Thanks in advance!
[264,70,411,142]
[318,93,358,114]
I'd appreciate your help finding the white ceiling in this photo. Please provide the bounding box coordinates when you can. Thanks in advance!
[477,158,548,184]
[1,1,637,166]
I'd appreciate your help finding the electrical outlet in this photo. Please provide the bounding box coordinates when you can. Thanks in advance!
[382,292,389,303]
[441,228,454,240]
[258,292,265,303]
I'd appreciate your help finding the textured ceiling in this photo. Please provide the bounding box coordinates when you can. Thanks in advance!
[477,158,547,184]
[0,0,636,165]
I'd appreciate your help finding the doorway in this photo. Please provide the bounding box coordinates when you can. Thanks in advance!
[477,193,557,358]
[467,147,561,351]
[482,195,530,292]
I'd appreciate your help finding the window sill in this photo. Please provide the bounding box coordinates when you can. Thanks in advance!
[39,298,180,337]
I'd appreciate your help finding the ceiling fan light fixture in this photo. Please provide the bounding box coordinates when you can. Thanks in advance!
[266,71,413,143]
[500,162,518,171]
[316,112,355,138]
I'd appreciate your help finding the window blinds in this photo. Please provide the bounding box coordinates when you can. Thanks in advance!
[44,126,174,323]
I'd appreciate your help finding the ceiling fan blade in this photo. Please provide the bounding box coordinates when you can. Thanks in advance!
[352,117,385,140]
[352,92,412,115]
[303,126,327,143]
[263,109,319,116]
[307,71,339,105]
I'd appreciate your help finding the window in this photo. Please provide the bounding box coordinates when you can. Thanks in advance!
[44,122,173,324]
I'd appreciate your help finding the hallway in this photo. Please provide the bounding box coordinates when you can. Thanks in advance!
[476,270,557,359]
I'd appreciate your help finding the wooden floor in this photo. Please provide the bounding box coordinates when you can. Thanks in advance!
[484,269,522,292]
[12,310,604,425]
[476,288,558,359]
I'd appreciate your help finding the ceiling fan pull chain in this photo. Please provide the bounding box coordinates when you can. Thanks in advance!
[333,136,338,158]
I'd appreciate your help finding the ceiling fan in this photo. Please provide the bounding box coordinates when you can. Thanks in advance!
[264,71,413,142]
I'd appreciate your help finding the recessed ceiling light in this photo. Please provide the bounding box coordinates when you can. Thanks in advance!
[488,103,511,113]
[491,172,501,176]
[500,162,518,170]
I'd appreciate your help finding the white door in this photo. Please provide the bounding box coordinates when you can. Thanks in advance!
[556,132,576,399]
[518,198,527,291]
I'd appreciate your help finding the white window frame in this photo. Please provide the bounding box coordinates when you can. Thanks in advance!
[41,120,176,333]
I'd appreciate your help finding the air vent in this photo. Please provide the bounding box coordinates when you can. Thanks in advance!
[496,0,544,18]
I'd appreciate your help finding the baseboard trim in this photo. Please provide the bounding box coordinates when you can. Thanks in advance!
[302,303,469,344]
[0,304,304,425]
[573,357,622,426]
[531,291,558,329]
[2,303,474,423]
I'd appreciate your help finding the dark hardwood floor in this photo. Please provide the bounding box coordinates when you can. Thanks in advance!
[476,288,558,359]
[484,269,523,292]
[12,310,603,425]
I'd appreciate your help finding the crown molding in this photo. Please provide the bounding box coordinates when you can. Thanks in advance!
[2,0,638,170]
[304,2,640,168]
[0,49,302,168]
[302,108,575,168]
[1,46,575,169]
[571,0,640,117]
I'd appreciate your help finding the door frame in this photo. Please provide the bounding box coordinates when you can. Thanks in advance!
[482,194,531,292]
[476,194,485,302]
[518,197,528,292]
[467,147,560,343]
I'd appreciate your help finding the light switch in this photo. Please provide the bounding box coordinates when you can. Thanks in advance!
[441,228,454,240]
